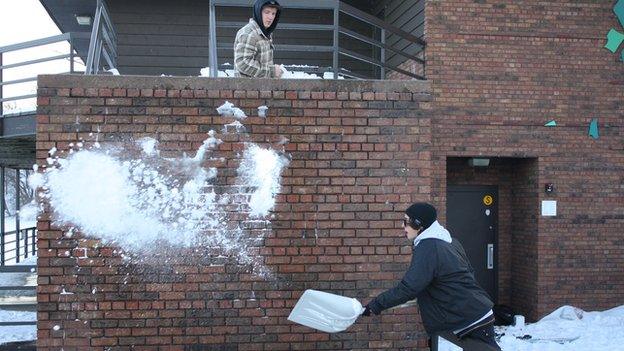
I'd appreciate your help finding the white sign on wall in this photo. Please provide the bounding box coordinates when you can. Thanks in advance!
[541,200,557,216]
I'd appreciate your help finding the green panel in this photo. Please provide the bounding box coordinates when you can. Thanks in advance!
[605,29,624,53]
[615,0,624,27]
[588,119,599,140]
[544,120,557,127]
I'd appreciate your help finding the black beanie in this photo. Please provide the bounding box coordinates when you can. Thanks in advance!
[405,202,437,230]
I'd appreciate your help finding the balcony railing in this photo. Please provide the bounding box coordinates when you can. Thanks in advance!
[208,0,426,80]
[0,167,36,266]
[0,227,37,266]
[85,0,118,75]
[0,32,88,119]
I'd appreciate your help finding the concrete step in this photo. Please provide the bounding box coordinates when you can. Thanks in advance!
[0,340,36,351]
[0,285,36,291]
[0,296,37,311]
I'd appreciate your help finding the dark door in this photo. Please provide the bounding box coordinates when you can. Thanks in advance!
[446,185,498,301]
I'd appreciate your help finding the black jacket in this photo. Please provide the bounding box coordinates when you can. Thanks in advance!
[368,238,493,336]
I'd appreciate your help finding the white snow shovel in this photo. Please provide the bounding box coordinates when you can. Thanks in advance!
[288,289,365,333]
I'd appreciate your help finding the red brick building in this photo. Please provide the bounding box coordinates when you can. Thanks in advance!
[30,0,624,350]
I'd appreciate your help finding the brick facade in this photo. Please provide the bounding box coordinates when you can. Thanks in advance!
[35,1,624,349]
[427,0,624,320]
[36,76,433,350]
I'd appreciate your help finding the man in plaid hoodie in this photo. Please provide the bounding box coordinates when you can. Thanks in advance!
[234,0,283,78]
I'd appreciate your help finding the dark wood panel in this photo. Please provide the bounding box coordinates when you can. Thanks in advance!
[0,136,35,168]
[116,23,210,36]
[114,13,208,25]
[118,34,208,47]
[385,0,423,25]
[217,7,334,24]
[110,0,207,75]
[118,56,210,68]
[118,45,209,57]
[122,62,374,78]
[120,52,366,66]
[109,0,375,77]
[110,0,208,15]
[121,66,202,76]
[381,0,425,69]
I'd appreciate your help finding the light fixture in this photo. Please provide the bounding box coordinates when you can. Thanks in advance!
[75,14,92,26]
[468,158,490,167]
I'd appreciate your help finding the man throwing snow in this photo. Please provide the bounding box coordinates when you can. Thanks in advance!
[234,0,283,78]
[362,202,501,351]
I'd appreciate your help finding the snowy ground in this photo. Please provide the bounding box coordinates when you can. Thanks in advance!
[496,305,624,351]
[1,301,623,347]
[0,256,37,345]
[0,310,36,345]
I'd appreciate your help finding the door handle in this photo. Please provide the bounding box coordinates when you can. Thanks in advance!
[487,244,494,269]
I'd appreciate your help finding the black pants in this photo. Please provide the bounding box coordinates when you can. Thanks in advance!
[430,325,501,351]
[463,324,500,350]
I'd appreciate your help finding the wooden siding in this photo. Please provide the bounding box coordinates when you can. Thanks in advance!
[108,0,378,77]
[109,0,209,76]
[375,0,425,70]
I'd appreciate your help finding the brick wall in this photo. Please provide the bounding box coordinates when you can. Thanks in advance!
[427,0,624,320]
[36,76,433,350]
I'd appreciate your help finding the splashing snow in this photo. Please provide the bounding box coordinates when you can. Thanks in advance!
[139,137,159,156]
[238,144,288,218]
[33,104,289,274]
[217,101,247,119]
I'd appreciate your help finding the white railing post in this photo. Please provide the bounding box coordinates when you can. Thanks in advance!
[85,0,103,74]
[332,4,339,79]
[209,0,218,78]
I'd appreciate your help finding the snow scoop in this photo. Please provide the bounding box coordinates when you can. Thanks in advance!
[287,289,365,333]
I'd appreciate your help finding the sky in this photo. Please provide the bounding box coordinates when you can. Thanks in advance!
[0,0,60,46]
[0,0,70,114]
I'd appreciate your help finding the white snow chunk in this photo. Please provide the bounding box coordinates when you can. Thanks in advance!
[257,105,268,118]
[217,101,247,119]
[139,137,159,156]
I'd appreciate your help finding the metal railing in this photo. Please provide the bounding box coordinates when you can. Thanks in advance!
[85,0,118,75]
[0,227,37,266]
[0,32,88,117]
[208,0,425,80]
[0,167,36,265]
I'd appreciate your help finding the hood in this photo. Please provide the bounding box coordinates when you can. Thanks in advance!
[253,0,281,38]
[413,220,452,247]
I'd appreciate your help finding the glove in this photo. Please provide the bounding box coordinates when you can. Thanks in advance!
[362,305,372,316]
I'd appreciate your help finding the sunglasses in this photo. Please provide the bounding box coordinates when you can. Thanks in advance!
[403,218,422,228]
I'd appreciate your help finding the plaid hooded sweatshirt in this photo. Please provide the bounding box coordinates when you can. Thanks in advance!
[234,19,275,78]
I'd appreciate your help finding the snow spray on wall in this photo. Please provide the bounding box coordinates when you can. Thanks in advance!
[29,102,289,277]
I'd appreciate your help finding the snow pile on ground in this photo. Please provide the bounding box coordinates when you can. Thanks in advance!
[0,256,37,345]
[29,103,289,270]
[497,305,624,350]
[0,256,36,290]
